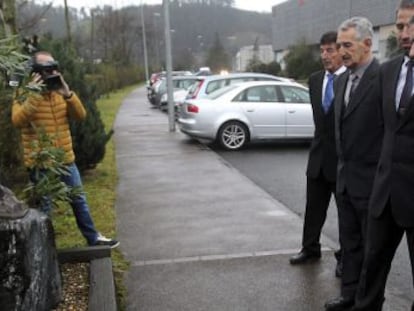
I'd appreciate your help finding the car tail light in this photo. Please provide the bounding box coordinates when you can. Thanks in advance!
[187,104,199,113]
[189,80,204,99]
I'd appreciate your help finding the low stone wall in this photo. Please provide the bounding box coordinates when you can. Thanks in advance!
[58,246,117,311]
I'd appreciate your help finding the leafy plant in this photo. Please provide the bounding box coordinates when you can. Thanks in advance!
[0,37,29,75]
[284,38,321,80]
[246,60,282,76]
[386,31,401,59]
[0,36,30,187]
[205,32,230,73]
[22,127,81,209]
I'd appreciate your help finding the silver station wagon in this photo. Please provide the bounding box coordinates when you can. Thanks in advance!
[178,80,315,150]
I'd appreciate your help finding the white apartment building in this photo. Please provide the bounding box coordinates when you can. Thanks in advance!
[233,45,275,71]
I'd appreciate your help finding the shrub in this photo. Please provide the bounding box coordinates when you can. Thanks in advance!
[246,60,282,76]
[0,37,29,186]
[284,39,321,80]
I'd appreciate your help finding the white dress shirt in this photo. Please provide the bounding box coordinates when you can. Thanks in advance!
[395,56,414,110]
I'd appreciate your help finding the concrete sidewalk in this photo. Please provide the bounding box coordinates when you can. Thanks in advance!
[113,86,409,311]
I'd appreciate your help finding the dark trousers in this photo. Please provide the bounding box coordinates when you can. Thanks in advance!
[353,201,414,310]
[302,172,337,254]
[337,191,369,299]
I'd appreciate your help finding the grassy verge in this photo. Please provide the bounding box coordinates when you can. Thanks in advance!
[52,84,138,310]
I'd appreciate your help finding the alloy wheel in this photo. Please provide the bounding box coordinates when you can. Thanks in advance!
[218,121,248,150]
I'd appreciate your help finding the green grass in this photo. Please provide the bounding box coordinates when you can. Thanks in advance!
[52,84,139,310]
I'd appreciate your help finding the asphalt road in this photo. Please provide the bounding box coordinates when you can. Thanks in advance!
[216,141,413,304]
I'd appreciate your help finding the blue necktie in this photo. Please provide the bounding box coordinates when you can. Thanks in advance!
[323,73,334,113]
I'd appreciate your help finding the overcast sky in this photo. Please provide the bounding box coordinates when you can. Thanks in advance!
[40,0,287,13]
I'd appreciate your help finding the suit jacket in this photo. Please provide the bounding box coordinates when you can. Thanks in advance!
[370,54,414,226]
[306,70,337,182]
[334,58,383,198]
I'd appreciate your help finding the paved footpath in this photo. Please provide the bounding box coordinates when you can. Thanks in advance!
[113,86,410,311]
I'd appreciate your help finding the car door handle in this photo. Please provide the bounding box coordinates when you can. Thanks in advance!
[246,109,255,112]
[288,110,296,113]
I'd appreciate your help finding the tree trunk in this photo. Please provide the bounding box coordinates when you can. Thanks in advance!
[63,0,72,45]
[0,0,17,38]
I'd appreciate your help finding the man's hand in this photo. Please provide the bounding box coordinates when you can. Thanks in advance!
[27,72,44,91]
[56,73,72,98]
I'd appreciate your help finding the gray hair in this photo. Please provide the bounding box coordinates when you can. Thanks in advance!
[338,17,374,41]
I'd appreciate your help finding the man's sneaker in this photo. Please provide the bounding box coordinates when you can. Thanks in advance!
[93,233,120,249]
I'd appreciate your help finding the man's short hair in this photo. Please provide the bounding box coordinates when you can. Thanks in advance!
[320,31,338,45]
[398,0,414,9]
[338,16,374,41]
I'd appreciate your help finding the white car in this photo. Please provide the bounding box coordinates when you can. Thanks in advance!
[178,81,314,150]
[160,88,188,112]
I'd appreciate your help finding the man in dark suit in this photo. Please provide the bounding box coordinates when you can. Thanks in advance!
[324,17,383,311]
[353,1,414,310]
[290,32,345,271]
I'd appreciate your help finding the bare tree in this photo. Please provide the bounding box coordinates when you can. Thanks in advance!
[0,0,17,37]
[63,0,72,44]
[93,7,137,63]
[17,1,52,33]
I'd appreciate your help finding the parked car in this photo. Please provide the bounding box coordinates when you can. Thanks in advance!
[147,71,193,102]
[185,72,300,102]
[177,80,314,150]
[194,66,212,76]
[147,78,164,105]
[148,75,198,107]
[160,88,188,113]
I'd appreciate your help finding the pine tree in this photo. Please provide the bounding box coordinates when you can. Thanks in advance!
[205,32,230,73]
[70,99,113,171]
[284,39,321,80]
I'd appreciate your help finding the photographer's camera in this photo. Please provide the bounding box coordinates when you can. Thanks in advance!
[31,60,63,91]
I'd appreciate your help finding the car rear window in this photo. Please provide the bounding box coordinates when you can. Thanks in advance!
[227,78,253,85]
[207,85,239,100]
[179,79,197,90]
[187,79,203,97]
[205,80,226,94]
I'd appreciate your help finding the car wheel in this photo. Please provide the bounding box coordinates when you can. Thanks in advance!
[217,121,249,151]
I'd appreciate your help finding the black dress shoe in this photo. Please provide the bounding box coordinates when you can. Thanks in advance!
[334,249,342,278]
[324,296,354,311]
[289,250,321,265]
[335,261,343,278]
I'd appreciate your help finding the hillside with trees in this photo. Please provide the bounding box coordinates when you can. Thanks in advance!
[0,0,274,185]
[17,0,273,71]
